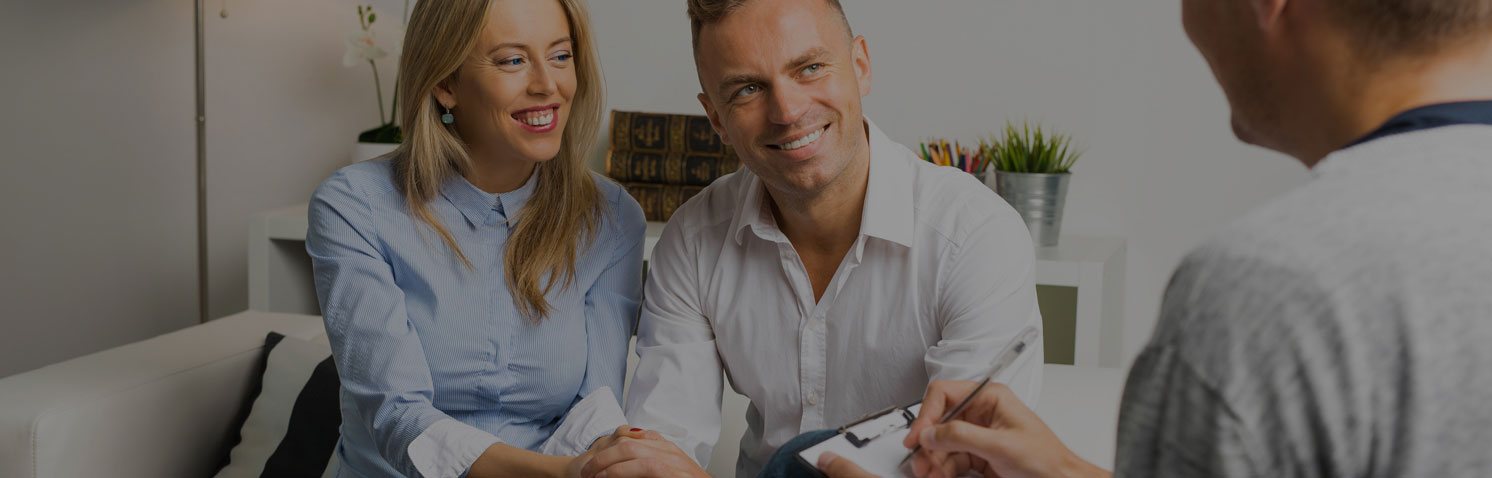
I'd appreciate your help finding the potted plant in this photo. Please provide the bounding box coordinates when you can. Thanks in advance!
[980,122,1083,247]
[346,4,403,163]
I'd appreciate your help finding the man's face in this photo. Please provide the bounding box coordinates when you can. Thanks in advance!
[693,0,873,200]
[1183,0,1290,151]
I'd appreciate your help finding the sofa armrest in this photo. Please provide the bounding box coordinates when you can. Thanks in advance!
[0,311,324,478]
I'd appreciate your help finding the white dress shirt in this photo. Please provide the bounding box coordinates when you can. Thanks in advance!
[625,119,1044,477]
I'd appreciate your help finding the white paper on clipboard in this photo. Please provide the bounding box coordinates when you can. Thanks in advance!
[797,403,922,477]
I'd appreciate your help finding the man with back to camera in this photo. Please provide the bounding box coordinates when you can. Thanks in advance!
[575,0,1048,476]
[814,0,1492,476]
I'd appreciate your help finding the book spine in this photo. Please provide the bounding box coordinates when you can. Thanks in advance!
[606,151,740,186]
[622,182,706,222]
[610,110,731,156]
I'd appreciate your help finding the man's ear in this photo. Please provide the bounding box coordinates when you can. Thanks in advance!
[698,92,733,146]
[1250,0,1288,32]
[852,35,872,98]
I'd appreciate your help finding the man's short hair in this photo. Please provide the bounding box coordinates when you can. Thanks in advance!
[1329,0,1492,58]
[686,0,852,55]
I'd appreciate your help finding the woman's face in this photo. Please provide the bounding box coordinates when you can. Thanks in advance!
[437,0,577,165]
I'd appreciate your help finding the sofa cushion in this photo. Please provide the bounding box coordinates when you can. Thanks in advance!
[216,332,341,478]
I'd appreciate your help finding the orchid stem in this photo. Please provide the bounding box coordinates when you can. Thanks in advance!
[369,59,386,125]
[393,0,408,126]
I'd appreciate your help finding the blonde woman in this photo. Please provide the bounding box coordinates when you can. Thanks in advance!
[306,0,644,476]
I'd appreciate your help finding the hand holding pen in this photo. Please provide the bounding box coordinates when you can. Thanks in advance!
[899,332,1108,478]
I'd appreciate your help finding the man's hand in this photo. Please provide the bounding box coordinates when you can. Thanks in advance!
[903,380,1110,478]
[816,452,877,478]
[579,426,708,478]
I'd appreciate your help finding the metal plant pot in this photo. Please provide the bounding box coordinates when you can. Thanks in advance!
[991,171,1070,247]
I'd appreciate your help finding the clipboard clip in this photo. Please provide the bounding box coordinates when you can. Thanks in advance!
[837,402,918,448]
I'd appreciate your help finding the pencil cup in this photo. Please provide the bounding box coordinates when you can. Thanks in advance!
[993,171,1070,247]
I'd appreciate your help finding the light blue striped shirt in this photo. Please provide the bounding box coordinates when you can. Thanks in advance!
[306,159,645,478]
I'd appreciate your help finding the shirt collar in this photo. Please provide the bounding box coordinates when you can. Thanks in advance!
[859,119,915,247]
[1345,100,1492,149]
[440,169,539,229]
[730,171,777,245]
[730,118,915,248]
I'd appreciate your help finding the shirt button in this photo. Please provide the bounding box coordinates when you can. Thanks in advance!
[806,393,820,406]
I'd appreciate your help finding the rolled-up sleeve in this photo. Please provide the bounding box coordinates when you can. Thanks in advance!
[623,220,724,465]
[928,210,1043,404]
[307,172,497,477]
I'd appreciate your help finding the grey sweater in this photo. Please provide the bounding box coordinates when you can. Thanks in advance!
[1115,126,1492,477]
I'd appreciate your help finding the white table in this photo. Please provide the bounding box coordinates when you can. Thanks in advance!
[250,205,1128,367]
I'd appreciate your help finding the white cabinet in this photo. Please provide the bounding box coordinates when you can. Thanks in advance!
[1034,236,1127,367]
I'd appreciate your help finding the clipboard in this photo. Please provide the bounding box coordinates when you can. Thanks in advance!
[796,325,1038,477]
[795,402,923,477]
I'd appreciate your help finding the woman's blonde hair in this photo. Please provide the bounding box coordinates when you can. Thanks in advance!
[395,0,605,321]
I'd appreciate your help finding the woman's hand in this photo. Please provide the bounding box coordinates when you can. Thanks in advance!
[564,426,646,478]
[468,441,575,478]
[579,426,708,478]
[564,449,593,478]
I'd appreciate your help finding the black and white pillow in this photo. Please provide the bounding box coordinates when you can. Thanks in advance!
[216,332,342,478]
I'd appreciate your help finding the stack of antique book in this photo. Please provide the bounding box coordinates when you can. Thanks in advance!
[606,110,740,222]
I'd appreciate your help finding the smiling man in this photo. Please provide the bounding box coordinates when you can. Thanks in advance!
[578,0,1044,477]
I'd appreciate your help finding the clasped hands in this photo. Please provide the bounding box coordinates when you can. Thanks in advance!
[567,381,1107,478]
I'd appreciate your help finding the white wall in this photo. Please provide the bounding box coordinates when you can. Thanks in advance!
[0,0,408,375]
[0,0,1308,384]
[588,0,1310,363]
[0,1,198,377]
[203,0,406,319]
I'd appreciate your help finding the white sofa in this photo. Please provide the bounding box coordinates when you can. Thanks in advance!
[0,311,1126,477]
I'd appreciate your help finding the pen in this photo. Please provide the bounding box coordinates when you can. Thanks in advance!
[899,325,1041,466]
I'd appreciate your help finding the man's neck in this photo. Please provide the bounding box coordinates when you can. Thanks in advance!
[768,145,871,257]
[1301,37,1492,165]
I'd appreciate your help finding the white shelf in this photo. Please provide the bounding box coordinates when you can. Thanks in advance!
[1035,235,1127,367]
[262,204,309,241]
[643,220,666,263]
[1036,236,1124,286]
[249,206,1127,367]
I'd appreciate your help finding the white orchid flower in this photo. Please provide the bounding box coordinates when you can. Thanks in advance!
[343,30,390,67]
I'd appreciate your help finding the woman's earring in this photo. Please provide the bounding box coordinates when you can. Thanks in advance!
[441,106,455,125]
